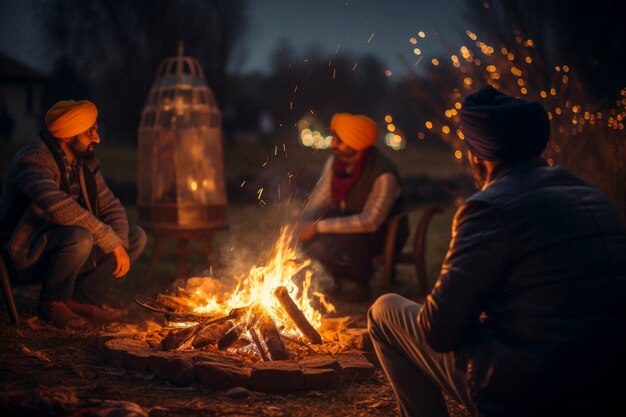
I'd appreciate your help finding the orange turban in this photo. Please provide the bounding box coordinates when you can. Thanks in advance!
[330,113,378,151]
[45,100,98,138]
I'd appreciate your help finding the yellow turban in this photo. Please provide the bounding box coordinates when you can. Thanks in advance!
[330,113,378,151]
[45,100,98,138]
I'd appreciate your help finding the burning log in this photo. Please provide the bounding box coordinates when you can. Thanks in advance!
[255,311,289,360]
[156,293,197,312]
[192,321,232,349]
[135,299,217,323]
[161,309,249,351]
[248,326,270,361]
[161,324,201,351]
[274,286,322,345]
[218,322,247,350]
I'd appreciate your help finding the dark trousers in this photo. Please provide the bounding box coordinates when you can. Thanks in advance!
[302,229,386,288]
[11,225,146,305]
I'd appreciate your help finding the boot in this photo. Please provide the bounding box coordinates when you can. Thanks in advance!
[66,299,125,322]
[38,300,88,329]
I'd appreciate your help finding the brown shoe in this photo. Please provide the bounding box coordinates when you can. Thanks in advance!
[66,299,125,322]
[38,301,88,329]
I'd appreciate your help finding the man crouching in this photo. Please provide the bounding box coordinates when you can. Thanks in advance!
[0,100,146,329]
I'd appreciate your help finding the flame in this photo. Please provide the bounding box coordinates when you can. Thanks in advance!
[189,226,333,339]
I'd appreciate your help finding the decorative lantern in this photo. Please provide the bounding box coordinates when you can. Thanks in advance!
[137,43,227,286]
[137,42,227,228]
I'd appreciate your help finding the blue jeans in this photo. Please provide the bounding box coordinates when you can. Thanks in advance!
[368,293,476,417]
[12,225,146,305]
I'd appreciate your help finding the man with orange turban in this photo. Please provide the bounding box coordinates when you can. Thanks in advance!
[298,113,408,301]
[0,100,146,329]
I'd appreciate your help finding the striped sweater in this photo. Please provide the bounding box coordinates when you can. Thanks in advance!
[0,133,129,270]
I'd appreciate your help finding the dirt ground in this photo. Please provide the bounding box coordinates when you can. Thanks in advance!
[0,282,470,417]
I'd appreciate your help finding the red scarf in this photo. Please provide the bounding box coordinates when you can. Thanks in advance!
[331,149,372,205]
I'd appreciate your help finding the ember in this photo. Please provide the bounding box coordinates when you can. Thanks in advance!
[136,227,335,361]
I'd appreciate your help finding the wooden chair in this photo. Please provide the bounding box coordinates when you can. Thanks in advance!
[372,205,445,298]
[0,253,20,326]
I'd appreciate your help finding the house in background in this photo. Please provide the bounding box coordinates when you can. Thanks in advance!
[0,52,48,143]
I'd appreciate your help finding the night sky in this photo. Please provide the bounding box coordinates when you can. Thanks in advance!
[0,0,467,76]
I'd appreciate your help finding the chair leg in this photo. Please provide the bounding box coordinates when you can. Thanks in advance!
[382,252,397,293]
[0,257,20,326]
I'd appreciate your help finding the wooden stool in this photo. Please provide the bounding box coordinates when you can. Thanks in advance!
[0,254,20,326]
[141,224,227,290]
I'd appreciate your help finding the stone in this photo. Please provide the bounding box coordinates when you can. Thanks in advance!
[297,356,341,372]
[102,338,149,363]
[302,368,339,391]
[148,352,195,385]
[224,386,251,399]
[190,351,244,367]
[195,361,250,389]
[250,360,303,394]
[335,352,375,384]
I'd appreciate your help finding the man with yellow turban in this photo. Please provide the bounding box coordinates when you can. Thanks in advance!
[298,113,408,301]
[0,100,146,329]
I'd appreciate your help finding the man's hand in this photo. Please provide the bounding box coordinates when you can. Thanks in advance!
[112,245,130,278]
[298,223,318,242]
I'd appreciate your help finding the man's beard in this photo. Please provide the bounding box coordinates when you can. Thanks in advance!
[333,147,357,160]
[470,159,488,190]
[71,139,96,159]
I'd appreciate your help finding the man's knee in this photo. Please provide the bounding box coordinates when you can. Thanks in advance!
[368,293,406,331]
[61,227,94,256]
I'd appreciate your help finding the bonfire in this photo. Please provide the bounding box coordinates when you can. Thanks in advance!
[135,227,338,361]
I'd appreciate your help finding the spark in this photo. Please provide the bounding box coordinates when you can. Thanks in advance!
[352,62,358,71]
[335,43,341,55]
[367,33,375,43]
[240,180,246,188]
[257,188,263,200]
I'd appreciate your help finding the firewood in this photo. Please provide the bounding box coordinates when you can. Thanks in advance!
[218,322,246,350]
[162,312,248,351]
[274,286,322,344]
[248,326,270,361]
[164,312,218,323]
[156,294,196,312]
[255,311,289,360]
[161,324,201,351]
[192,321,233,349]
[135,299,216,323]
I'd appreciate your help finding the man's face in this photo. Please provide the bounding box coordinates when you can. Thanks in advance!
[71,122,100,159]
[330,133,360,163]
[468,150,488,190]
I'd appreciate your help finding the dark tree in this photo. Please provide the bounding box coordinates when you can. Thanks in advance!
[36,0,248,141]
[462,0,626,103]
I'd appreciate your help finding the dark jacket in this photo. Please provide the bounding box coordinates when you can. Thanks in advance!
[418,158,626,415]
[0,131,128,270]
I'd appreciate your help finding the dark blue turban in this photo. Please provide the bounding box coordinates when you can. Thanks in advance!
[460,86,550,162]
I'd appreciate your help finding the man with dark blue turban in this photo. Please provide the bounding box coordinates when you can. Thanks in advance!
[368,86,626,417]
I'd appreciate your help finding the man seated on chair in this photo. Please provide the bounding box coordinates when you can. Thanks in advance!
[0,100,146,329]
[298,113,408,301]
[368,86,626,417]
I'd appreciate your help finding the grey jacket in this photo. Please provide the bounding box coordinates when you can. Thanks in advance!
[0,133,128,270]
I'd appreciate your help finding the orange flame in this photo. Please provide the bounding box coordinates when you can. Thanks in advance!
[189,226,334,339]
